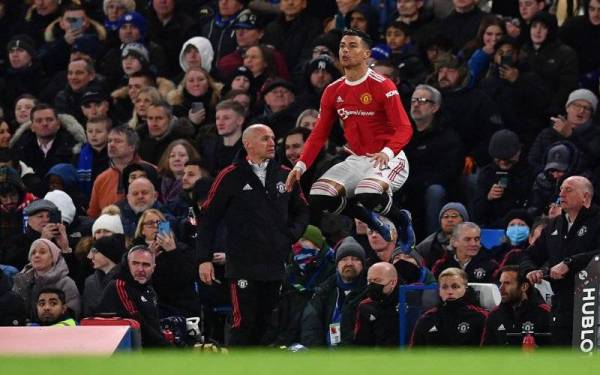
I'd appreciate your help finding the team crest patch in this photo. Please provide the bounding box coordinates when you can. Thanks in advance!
[577,226,587,237]
[237,279,248,289]
[276,182,286,194]
[522,321,535,332]
[360,93,372,105]
[457,322,470,334]
[474,268,487,280]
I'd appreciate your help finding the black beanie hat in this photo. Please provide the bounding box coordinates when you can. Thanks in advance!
[93,233,127,264]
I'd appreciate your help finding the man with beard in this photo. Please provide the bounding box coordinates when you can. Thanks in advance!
[300,236,368,347]
[354,262,399,346]
[117,177,175,236]
[33,287,76,326]
[483,265,552,346]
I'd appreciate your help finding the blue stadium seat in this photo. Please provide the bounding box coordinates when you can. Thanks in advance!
[480,229,505,250]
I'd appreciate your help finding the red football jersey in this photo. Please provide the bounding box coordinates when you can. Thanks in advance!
[299,69,412,169]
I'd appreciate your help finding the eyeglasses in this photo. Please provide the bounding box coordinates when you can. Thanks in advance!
[441,214,461,219]
[569,102,592,113]
[142,220,161,227]
[411,97,435,105]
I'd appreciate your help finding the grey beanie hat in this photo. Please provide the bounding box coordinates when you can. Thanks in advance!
[566,89,598,113]
[335,236,366,264]
[439,202,469,223]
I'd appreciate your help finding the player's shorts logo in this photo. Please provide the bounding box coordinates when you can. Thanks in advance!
[360,93,372,105]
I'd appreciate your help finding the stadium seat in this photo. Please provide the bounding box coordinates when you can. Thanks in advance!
[480,229,505,250]
[468,283,501,311]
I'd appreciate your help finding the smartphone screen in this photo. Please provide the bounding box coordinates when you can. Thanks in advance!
[158,221,171,236]
[496,171,508,188]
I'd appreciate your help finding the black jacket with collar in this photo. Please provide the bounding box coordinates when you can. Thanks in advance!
[97,260,167,347]
[432,248,498,283]
[483,294,552,346]
[520,205,600,323]
[410,296,488,346]
[197,154,309,280]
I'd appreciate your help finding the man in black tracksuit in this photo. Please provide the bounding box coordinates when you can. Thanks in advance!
[97,245,168,347]
[354,262,399,346]
[484,265,552,346]
[410,268,487,346]
[198,124,309,346]
[521,176,600,345]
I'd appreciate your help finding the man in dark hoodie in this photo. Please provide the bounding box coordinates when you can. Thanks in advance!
[437,0,484,51]
[97,244,168,347]
[262,0,322,75]
[0,35,47,117]
[521,11,579,115]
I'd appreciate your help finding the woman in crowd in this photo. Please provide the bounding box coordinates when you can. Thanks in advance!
[157,139,200,205]
[128,86,161,130]
[133,209,200,317]
[12,239,81,320]
[465,15,505,82]
[167,67,223,137]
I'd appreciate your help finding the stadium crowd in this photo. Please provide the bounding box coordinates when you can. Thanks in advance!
[1,0,600,349]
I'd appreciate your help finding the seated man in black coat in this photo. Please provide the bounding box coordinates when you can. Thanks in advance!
[97,244,168,347]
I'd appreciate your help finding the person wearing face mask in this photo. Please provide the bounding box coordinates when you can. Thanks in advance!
[265,225,335,346]
[410,267,487,346]
[354,262,399,346]
[490,209,534,264]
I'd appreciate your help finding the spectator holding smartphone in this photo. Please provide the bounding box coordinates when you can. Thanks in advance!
[473,130,534,228]
[132,209,200,317]
[40,4,107,76]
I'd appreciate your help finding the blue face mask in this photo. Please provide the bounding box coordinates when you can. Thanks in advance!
[506,225,530,246]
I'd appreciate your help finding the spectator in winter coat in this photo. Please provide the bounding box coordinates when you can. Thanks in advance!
[10,104,86,183]
[82,233,125,317]
[12,238,81,319]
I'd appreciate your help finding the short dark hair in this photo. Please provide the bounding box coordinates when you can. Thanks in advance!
[148,100,173,119]
[37,287,66,305]
[386,21,410,37]
[109,125,139,150]
[500,265,528,286]
[285,127,311,143]
[62,3,86,16]
[342,28,373,48]
[129,71,157,87]
[30,103,57,121]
